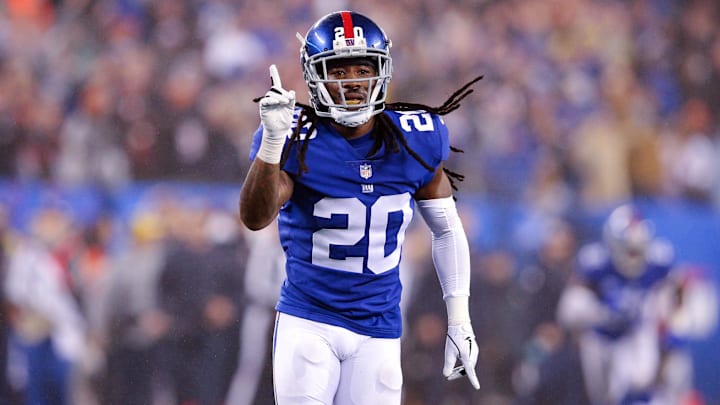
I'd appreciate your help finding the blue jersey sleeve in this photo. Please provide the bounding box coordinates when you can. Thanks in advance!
[249,123,263,161]
[421,115,450,186]
[413,113,450,166]
[437,115,450,161]
[385,110,451,187]
[575,243,610,284]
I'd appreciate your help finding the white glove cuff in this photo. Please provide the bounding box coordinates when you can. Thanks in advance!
[445,295,471,326]
[256,130,286,164]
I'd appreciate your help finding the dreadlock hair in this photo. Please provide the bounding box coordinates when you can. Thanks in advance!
[254,75,483,193]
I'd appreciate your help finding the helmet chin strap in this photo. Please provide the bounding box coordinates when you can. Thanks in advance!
[330,107,373,127]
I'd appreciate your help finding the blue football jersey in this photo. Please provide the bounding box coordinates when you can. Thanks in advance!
[249,109,449,338]
[575,240,675,339]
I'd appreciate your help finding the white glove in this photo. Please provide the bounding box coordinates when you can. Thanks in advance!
[444,323,480,390]
[256,64,295,164]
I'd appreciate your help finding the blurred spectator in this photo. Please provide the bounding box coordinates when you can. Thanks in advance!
[197,86,246,183]
[3,207,86,405]
[97,210,169,405]
[660,98,717,204]
[1,205,22,403]
[401,255,455,405]
[70,214,115,405]
[149,53,209,180]
[469,250,525,404]
[226,224,285,405]
[157,204,245,405]
[569,109,633,210]
[54,71,130,191]
[514,322,588,405]
[513,221,588,405]
[517,220,577,337]
[114,45,162,180]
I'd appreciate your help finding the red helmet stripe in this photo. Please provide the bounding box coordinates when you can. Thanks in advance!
[340,11,354,39]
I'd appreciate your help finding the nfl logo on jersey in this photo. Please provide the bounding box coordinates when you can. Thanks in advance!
[359,163,373,179]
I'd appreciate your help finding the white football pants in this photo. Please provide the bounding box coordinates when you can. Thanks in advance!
[273,312,403,405]
[578,322,660,404]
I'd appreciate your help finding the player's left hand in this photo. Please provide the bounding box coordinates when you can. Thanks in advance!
[444,323,480,390]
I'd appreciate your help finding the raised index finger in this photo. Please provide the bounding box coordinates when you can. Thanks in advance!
[269,64,282,89]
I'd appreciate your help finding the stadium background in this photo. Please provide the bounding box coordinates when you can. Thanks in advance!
[1,0,719,404]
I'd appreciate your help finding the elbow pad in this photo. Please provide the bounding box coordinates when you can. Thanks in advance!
[416,197,471,299]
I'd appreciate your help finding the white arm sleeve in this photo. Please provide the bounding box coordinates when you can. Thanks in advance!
[416,197,472,325]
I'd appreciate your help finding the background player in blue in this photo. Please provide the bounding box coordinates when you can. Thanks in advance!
[238,10,482,405]
[557,204,675,405]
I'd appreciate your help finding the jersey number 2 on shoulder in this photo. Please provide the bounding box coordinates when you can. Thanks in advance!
[398,111,434,132]
[312,193,413,274]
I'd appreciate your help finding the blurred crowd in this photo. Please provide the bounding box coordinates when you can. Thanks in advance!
[1,0,720,207]
[1,189,250,405]
[1,0,720,404]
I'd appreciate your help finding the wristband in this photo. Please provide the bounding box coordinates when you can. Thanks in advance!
[445,295,471,326]
[255,130,285,164]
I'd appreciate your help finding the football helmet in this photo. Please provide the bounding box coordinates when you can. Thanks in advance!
[298,11,392,127]
[602,204,654,278]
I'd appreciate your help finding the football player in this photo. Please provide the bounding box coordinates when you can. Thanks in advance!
[557,204,675,404]
[238,10,482,405]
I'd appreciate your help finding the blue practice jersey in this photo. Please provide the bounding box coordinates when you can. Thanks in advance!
[249,109,450,338]
[575,240,675,339]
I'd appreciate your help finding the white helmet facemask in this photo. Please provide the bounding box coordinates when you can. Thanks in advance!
[305,52,391,126]
[313,72,386,127]
[329,106,374,127]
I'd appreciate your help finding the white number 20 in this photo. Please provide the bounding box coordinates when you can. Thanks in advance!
[334,26,365,41]
[312,193,413,274]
